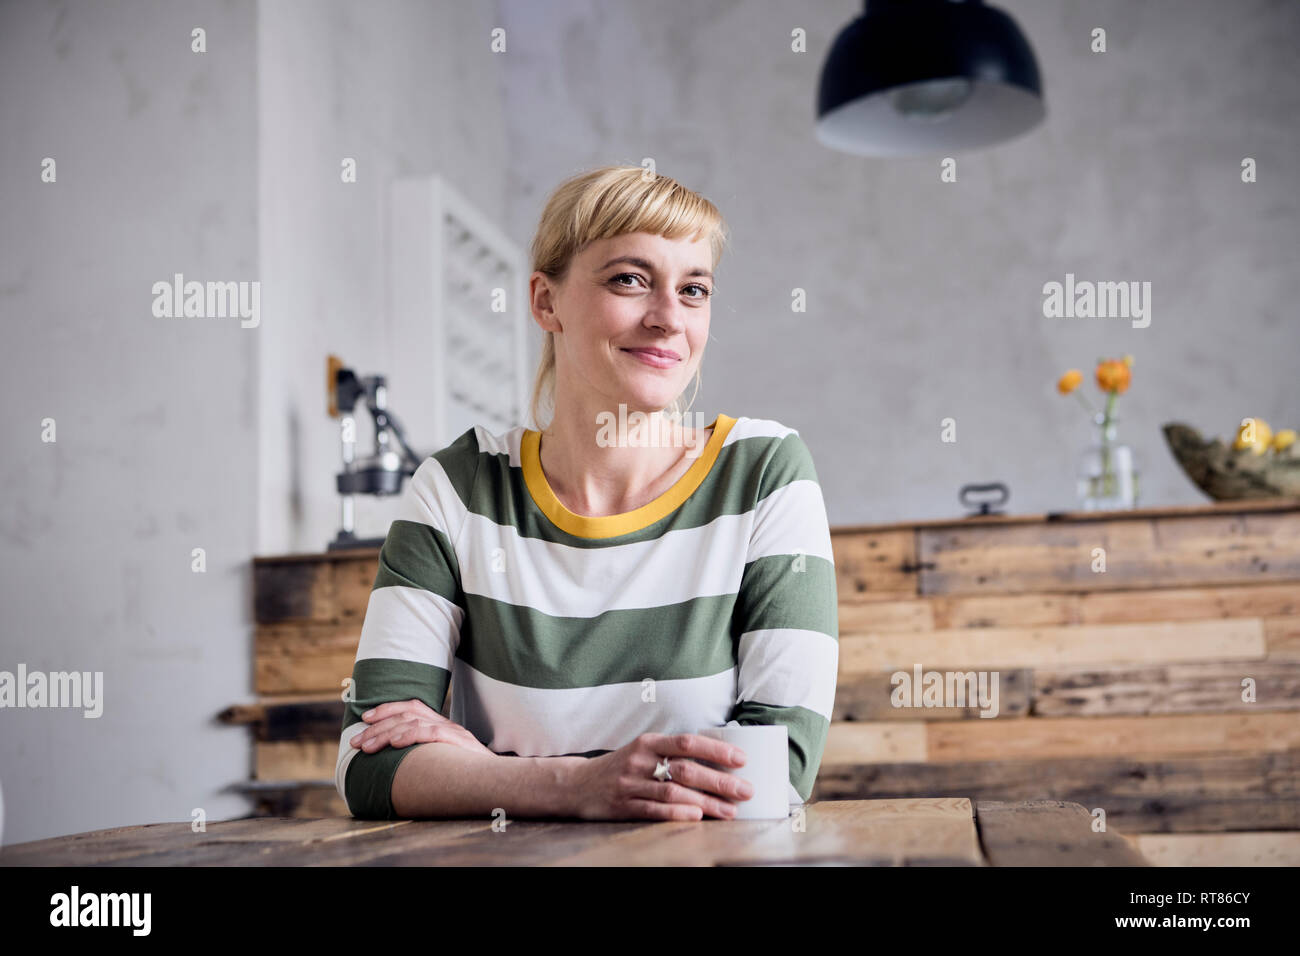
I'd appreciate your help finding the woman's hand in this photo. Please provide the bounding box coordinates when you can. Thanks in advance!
[349,699,494,757]
[566,732,753,821]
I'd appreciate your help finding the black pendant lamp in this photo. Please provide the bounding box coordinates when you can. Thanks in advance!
[816,0,1045,156]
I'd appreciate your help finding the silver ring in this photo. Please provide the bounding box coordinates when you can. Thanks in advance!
[653,757,673,782]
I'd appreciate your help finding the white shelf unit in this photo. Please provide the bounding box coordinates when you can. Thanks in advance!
[390,175,529,451]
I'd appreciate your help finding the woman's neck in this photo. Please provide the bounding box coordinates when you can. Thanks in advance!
[539,408,704,517]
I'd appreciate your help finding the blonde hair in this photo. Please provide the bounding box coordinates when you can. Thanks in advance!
[526,165,729,431]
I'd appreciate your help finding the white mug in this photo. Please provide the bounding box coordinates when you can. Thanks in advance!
[695,724,790,819]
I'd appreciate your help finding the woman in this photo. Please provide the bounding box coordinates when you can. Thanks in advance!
[336,165,838,821]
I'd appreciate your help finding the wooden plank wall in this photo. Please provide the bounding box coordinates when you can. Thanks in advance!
[232,502,1300,864]
[822,502,1300,864]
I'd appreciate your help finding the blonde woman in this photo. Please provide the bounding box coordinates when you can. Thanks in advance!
[336,165,838,821]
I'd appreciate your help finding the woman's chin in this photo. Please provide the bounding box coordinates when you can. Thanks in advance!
[615,384,678,411]
[616,400,671,418]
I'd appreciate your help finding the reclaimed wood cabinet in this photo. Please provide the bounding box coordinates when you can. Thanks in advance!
[226,498,1300,865]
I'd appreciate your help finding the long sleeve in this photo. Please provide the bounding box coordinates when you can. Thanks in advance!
[728,429,839,805]
[334,430,479,819]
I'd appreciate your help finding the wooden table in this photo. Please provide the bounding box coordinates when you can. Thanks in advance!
[0,799,1150,866]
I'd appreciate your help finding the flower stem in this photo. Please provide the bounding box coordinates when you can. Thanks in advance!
[1099,391,1117,493]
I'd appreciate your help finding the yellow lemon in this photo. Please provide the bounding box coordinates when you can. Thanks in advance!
[1272,429,1297,453]
[1233,418,1272,454]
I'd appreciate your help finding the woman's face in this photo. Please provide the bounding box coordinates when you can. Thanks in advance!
[533,231,713,421]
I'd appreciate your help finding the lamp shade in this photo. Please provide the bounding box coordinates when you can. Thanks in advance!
[816,0,1045,156]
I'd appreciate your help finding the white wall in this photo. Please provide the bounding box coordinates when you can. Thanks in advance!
[257,0,509,556]
[0,0,509,845]
[0,0,259,843]
[499,0,1300,523]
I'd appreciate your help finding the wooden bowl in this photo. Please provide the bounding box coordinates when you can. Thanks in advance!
[1163,422,1300,499]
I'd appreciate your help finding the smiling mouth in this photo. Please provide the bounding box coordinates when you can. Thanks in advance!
[621,348,681,369]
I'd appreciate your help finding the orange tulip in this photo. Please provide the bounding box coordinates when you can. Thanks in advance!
[1057,369,1083,394]
[1096,359,1131,394]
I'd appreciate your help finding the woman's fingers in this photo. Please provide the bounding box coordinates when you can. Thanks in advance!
[625,798,704,821]
[598,734,754,819]
[638,742,752,804]
[352,717,405,750]
[351,716,490,755]
[350,714,412,748]
[361,698,441,724]
[352,699,448,749]
[352,716,443,751]
[669,756,752,802]
[570,733,754,822]
[621,767,740,819]
[647,731,746,769]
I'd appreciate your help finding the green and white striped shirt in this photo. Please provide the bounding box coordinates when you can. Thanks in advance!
[335,413,839,818]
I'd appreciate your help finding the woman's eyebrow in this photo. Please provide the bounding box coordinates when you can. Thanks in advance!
[596,255,712,279]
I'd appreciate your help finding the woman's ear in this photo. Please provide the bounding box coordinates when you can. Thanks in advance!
[529,272,562,333]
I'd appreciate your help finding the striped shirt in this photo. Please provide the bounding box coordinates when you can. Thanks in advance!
[335,413,839,819]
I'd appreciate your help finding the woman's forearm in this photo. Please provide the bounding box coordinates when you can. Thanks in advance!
[389,742,586,819]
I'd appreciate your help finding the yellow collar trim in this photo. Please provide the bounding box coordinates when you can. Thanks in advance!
[521,413,737,539]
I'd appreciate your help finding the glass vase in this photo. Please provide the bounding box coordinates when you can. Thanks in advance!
[1077,413,1139,510]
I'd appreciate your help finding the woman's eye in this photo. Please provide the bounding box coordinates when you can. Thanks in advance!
[609,274,711,299]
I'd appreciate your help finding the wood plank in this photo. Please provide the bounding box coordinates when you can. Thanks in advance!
[926,712,1300,762]
[1074,584,1300,624]
[975,800,1151,866]
[182,818,413,844]
[719,796,985,867]
[812,749,1300,833]
[253,561,320,623]
[17,797,1298,866]
[0,823,231,866]
[831,530,918,603]
[0,799,985,867]
[253,555,376,624]
[838,583,1300,635]
[932,592,1075,629]
[234,781,349,818]
[219,697,320,724]
[1032,659,1300,716]
[1266,616,1300,657]
[219,698,346,741]
[249,819,495,866]
[822,722,928,763]
[544,797,984,867]
[96,820,486,867]
[839,599,935,633]
[930,712,1300,764]
[255,621,360,694]
[932,582,1300,629]
[834,668,1031,721]
[828,498,1300,536]
[822,713,1300,765]
[254,547,380,566]
[918,511,1300,596]
[1132,831,1300,866]
[0,816,406,866]
[254,741,338,781]
[839,618,1266,671]
[113,802,969,867]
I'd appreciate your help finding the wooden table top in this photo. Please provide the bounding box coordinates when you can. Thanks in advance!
[0,798,1149,866]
